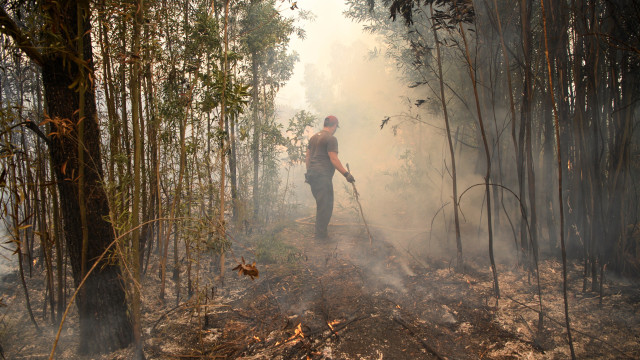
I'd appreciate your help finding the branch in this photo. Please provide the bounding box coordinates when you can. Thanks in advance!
[23,120,51,147]
[0,7,44,66]
[0,120,50,147]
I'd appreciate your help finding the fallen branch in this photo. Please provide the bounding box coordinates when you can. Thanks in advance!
[392,315,446,360]
[305,314,370,355]
[151,303,185,333]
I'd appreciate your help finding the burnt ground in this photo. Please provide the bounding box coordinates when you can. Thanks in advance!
[1,211,640,359]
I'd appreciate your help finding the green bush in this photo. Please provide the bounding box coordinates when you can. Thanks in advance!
[255,233,299,264]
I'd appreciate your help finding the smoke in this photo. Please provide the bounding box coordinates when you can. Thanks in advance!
[275,1,519,274]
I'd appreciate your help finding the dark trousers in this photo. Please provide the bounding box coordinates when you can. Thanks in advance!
[308,174,334,237]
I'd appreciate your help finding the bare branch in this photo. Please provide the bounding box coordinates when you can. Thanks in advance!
[0,6,44,66]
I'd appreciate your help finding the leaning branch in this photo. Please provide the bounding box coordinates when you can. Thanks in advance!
[0,7,44,66]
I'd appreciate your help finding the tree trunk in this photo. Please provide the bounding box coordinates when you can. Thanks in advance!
[251,51,260,222]
[431,4,462,271]
[457,5,499,298]
[41,0,132,353]
[519,0,533,268]
[129,0,145,355]
[541,0,576,356]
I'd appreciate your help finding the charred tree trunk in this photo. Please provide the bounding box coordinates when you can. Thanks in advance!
[129,0,145,355]
[456,4,499,298]
[541,0,576,357]
[431,3,463,271]
[606,0,636,273]
[518,0,533,268]
[41,0,133,353]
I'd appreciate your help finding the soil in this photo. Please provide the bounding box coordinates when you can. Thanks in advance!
[1,211,640,359]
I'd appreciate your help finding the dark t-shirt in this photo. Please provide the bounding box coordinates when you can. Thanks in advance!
[307,130,339,177]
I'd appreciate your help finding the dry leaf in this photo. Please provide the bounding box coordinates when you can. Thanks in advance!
[232,256,259,280]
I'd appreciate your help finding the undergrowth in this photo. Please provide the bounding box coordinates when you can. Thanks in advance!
[254,223,301,264]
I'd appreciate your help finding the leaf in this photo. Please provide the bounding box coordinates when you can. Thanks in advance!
[380,116,390,130]
[18,188,25,204]
[39,118,53,126]
[232,257,259,280]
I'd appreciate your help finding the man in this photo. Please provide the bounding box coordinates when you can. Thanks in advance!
[305,115,355,239]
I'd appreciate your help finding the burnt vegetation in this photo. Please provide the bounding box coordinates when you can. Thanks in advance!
[0,0,639,359]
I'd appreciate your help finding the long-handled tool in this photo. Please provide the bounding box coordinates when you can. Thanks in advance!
[346,163,373,245]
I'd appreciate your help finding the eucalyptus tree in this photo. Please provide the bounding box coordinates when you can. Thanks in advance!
[238,0,297,223]
[346,0,472,270]
[1,0,133,354]
[129,0,145,355]
[358,0,640,277]
[0,91,41,331]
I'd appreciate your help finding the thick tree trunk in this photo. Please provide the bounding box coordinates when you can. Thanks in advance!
[41,0,132,353]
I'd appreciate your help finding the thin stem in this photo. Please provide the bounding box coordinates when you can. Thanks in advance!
[540,0,576,357]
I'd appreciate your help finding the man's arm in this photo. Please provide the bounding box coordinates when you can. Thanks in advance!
[305,148,310,170]
[329,152,355,182]
[328,152,348,176]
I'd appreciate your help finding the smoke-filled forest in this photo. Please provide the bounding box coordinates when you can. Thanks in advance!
[0,0,638,358]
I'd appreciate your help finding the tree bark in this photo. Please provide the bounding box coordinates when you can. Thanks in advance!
[251,51,260,222]
[518,0,533,267]
[430,3,462,271]
[130,0,145,355]
[41,0,133,353]
[541,0,576,357]
[456,3,499,298]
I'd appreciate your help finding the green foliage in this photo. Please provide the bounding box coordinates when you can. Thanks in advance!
[285,110,315,164]
[205,228,231,256]
[202,71,251,117]
[240,0,296,56]
[186,9,222,58]
[255,229,300,264]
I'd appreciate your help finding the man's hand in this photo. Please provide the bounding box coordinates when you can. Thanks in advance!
[304,173,310,183]
[344,172,355,183]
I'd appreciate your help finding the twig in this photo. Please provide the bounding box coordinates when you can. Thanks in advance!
[306,314,369,351]
[151,303,185,333]
[346,164,373,245]
[392,315,446,360]
[318,278,340,341]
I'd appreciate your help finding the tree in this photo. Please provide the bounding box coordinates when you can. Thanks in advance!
[239,0,296,223]
[1,0,133,353]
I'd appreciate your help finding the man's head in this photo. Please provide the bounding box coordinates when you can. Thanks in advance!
[323,115,339,134]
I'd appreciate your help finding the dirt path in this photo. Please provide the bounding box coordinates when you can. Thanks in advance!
[193,216,640,359]
[2,214,640,359]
